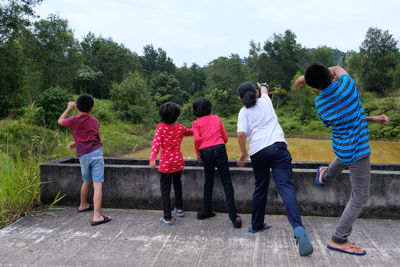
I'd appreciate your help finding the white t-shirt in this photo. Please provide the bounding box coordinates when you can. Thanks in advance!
[237,94,286,156]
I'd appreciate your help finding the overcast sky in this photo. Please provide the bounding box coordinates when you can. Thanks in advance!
[34,0,400,67]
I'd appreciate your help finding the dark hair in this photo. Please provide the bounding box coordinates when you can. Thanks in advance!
[304,62,332,89]
[159,102,181,124]
[76,94,94,113]
[237,82,257,108]
[193,98,212,117]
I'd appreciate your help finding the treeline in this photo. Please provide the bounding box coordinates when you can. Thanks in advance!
[1,1,399,137]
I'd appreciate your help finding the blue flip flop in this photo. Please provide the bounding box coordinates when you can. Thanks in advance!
[248,223,271,233]
[174,208,184,217]
[160,217,174,226]
[294,226,313,256]
[315,166,325,187]
[327,244,366,256]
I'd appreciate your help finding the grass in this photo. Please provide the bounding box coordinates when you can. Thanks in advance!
[0,150,41,228]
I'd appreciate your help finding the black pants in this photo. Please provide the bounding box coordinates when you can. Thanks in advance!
[200,144,238,221]
[160,171,183,221]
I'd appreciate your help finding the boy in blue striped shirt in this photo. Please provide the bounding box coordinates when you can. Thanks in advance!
[294,62,389,256]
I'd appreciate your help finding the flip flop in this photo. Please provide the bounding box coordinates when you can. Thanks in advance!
[90,215,111,226]
[248,223,271,233]
[78,204,94,212]
[160,217,174,226]
[294,226,313,256]
[174,208,184,217]
[315,166,325,187]
[327,244,366,256]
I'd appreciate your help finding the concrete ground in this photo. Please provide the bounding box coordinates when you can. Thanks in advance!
[0,207,399,267]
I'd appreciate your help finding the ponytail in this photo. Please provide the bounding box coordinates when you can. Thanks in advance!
[243,90,256,108]
[237,82,257,108]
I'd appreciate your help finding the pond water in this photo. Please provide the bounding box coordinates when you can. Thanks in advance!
[123,137,400,164]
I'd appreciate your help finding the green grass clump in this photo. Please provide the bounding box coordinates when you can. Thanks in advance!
[0,150,41,228]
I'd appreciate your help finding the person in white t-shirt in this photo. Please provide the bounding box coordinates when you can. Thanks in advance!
[236,81,313,257]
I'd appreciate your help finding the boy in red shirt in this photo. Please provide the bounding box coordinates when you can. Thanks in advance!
[58,94,111,226]
[192,98,242,228]
[149,102,193,226]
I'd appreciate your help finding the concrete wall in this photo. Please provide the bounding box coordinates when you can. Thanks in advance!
[40,157,400,218]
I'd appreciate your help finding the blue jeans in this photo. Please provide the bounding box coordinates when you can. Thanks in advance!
[200,144,238,221]
[79,148,104,183]
[250,142,303,230]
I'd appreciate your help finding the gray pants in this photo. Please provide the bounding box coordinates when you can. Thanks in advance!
[321,156,370,244]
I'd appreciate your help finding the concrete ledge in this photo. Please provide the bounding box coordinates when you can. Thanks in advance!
[40,158,400,218]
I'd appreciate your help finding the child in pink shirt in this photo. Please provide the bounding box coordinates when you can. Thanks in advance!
[149,102,193,226]
[192,98,242,228]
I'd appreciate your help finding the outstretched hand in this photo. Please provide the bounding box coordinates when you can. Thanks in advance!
[378,114,390,125]
[293,75,306,90]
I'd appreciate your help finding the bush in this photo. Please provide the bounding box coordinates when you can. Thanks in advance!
[33,87,70,128]
[110,72,157,124]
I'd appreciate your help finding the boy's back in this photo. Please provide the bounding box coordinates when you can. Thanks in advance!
[62,113,102,157]
[315,74,370,165]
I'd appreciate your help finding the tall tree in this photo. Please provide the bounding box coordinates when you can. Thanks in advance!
[310,46,335,67]
[206,54,250,116]
[360,27,399,93]
[25,14,82,92]
[249,30,302,90]
[110,71,155,124]
[0,0,43,116]
[149,72,185,106]
[139,44,176,75]
[80,33,141,98]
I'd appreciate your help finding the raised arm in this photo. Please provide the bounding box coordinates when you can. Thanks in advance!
[257,82,269,95]
[328,66,348,80]
[58,102,75,126]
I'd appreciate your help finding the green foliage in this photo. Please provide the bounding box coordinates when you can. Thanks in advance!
[0,0,43,44]
[33,87,70,128]
[139,44,176,75]
[310,46,335,67]
[0,40,25,117]
[110,72,156,124]
[0,149,41,228]
[26,14,82,92]
[360,27,399,93]
[205,54,249,116]
[250,30,302,90]
[179,100,197,126]
[149,71,186,106]
[74,65,103,94]
[80,32,141,98]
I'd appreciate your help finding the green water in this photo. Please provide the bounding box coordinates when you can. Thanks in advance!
[123,137,400,164]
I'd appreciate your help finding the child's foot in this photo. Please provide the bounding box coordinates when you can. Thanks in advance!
[197,211,216,220]
[78,203,93,212]
[232,215,242,229]
[160,217,174,226]
[90,215,111,226]
[248,223,271,233]
[174,208,184,217]
[327,240,366,256]
[315,166,328,187]
[294,226,313,256]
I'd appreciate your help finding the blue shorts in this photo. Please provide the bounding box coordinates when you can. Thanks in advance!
[79,148,104,183]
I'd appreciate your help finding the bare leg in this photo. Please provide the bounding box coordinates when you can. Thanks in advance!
[79,181,91,211]
[92,182,108,222]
